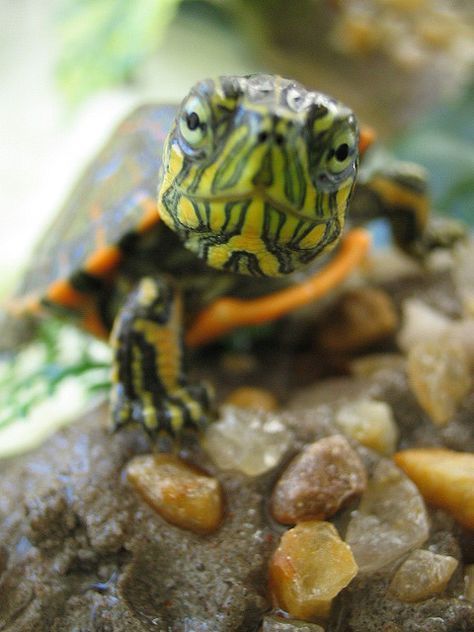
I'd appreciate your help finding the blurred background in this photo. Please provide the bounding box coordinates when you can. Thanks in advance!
[0,0,472,455]
[1,0,473,295]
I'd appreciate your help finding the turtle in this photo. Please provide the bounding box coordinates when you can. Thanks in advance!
[9,73,464,438]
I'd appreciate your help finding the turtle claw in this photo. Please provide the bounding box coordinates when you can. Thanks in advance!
[410,217,467,261]
[110,381,215,437]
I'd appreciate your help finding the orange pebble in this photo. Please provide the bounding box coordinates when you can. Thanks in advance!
[225,386,278,412]
[394,448,474,530]
[269,520,357,620]
[127,454,224,534]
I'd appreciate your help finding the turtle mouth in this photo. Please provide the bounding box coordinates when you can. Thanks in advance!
[177,188,319,225]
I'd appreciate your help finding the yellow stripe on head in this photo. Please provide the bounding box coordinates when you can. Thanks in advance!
[157,74,359,277]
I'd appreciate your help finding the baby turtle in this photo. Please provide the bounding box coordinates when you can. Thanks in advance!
[8,74,463,437]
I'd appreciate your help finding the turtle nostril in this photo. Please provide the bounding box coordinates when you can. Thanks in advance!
[257,131,269,144]
[275,133,285,146]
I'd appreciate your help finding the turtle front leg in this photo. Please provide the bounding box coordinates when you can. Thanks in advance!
[110,277,213,437]
[351,161,466,260]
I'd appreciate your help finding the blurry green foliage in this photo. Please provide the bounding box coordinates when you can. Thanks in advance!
[392,86,474,226]
[56,0,183,103]
[0,319,110,432]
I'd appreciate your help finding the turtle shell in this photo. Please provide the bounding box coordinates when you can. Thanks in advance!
[15,104,177,317]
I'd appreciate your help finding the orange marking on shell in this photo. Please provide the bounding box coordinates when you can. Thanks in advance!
[359,126,376,156]
[83,245,122,276]
[137,198,160,233]
[47,279,88,309]
[186,228,371,347]
[81,308,109,339]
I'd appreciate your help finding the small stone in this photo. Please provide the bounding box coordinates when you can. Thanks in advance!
[345,460,429,574]
[465,564,474,601]
[0,545,8,576]
[446,319,474,371]
[335,399,399,455]
[225,386,278,412]
[388,549,458,602]
[269,520,358,620]
[126,454,223,534]
[270,435,367,524]
[262,614,325,631]
[350,353,406,378]
[220,351,258,374]
[453,240,474,317]
[397,299,451,353]
[203,405,292,476]
[406,338,471,426]
[317,287,398,352]
[394,448,474,530]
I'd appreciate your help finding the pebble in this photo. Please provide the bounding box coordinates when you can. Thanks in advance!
[398,298,474,369]
[261,614,325,631]
[225,386,279,412]
[394,448,474,530]
[397,299,452,352]
[453,240,474,317]
[270,435,367,524]
[446,319,474,370]
[345,460,429,574]
[465,565,474,601]
[269,520,358,620]
[202,405,292,476]
[317,287,398,353]
[388,549,458,602]
[335,399,399,455]
[406,338,471,426]
[126,454,224,534]
[350,353,406,378]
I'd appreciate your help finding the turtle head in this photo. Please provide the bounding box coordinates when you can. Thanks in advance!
[157,74,359,276]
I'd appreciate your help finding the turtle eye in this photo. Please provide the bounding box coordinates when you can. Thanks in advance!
[326,128,357,175]
[178,95,212,152]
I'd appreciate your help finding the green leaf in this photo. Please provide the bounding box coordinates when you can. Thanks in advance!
[56,0,183,103]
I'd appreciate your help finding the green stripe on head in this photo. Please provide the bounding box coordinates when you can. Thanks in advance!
[158,74,359,277]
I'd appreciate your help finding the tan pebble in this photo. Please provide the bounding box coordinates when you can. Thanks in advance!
[126,454,223,534]
[407,338,471,425]
[333,17,380,55]
[270,435,367,524]
[220,352,258,374]
[394,448,474,530]
[262,614,325,631]
[345,460,429,573]
[397,299,451,352]
[225,386,278,412]
[418,16,458,48]
[388,549,458,602]
[335,399,399,455]
[269,520,358,620]
[317,287,398,353]
[350,353,405,378]
[453,241,474,318]
[447,319,474,371]
[465,565,474,601]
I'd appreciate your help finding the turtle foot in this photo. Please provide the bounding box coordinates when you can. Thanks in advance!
[411,216,467,260]
[110,381,215,437]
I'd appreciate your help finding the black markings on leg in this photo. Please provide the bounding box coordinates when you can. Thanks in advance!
[110,276,213,437]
